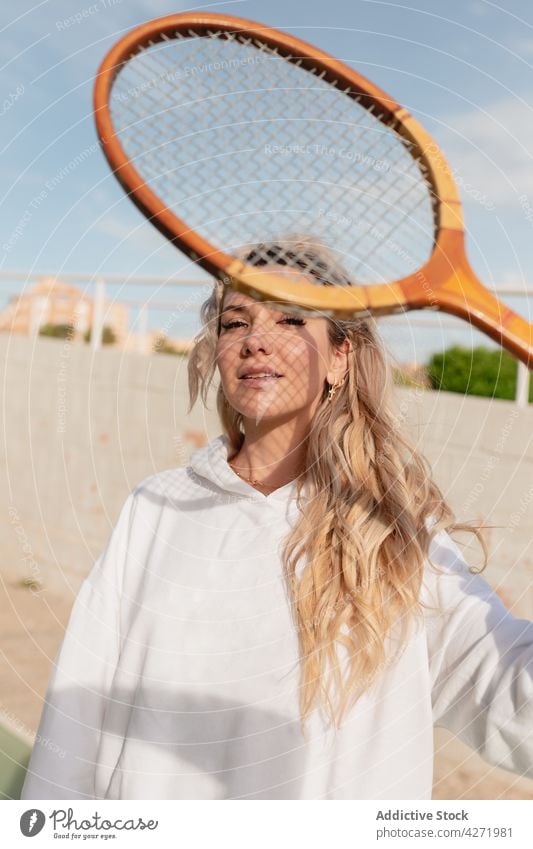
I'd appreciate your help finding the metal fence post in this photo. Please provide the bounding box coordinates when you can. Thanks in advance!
[515,360,530,407]
[91,278,105,351]
[137,304,148,354]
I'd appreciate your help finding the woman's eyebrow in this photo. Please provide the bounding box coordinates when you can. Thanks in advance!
[221,304,249,314]
[220,302,289,318]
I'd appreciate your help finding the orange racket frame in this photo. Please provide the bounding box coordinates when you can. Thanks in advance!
[94,12,533,368]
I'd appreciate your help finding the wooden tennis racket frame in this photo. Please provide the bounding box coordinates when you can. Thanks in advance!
[94,12,533,368]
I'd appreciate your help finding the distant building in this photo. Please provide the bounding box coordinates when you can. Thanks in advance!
[0,277,129,343]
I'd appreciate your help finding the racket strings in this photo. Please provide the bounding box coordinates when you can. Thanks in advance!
[125,114,424,283]
[121,36,426,211]
[109,28,437,284]
[118,42,430,258]
[113,55,274,226]
[123,34,424,182]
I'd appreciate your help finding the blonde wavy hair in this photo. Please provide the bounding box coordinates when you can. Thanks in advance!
[188,237,487,733]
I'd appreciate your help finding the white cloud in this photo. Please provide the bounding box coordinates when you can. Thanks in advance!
[467,0,492,17]
[514,37,533,57]
[500,269,532,290]
[433,94,533,206]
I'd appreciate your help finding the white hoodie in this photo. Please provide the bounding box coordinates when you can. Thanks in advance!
[21,434,533,800]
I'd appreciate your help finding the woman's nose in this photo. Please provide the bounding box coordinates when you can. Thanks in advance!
[242,329,273,355]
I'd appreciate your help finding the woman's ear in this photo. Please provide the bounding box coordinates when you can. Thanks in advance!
[326,338,352,385]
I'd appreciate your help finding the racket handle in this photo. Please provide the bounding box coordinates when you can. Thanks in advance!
[442,278,533,369]
[409,231,533,369]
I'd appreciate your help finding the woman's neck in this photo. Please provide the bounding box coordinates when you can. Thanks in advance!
[229,418,309,490]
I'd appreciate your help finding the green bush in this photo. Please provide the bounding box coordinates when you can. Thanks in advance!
[39,323,74,339]
[84,325,117,345]
[427,345,532,402]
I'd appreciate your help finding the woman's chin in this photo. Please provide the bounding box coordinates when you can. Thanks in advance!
[236,404,310,427]
[238,406,286,423]
[226,388,319,424]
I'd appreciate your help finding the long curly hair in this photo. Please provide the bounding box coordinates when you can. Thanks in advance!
[187,236,487,733]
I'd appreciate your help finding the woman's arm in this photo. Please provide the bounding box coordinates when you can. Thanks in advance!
[20,493,136,799]
[426,530,533,779]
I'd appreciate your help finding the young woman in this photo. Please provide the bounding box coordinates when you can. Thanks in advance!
[21,238,533,800]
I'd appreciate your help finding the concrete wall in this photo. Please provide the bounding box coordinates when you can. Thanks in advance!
[402,385,533,619]
[1,334,220,594]
[3,333,531,608]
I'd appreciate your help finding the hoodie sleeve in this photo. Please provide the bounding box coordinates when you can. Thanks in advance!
[425,529,533,779]
[20,492,136,800]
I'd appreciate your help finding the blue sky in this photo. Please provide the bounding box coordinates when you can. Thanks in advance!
[2,0,533,361]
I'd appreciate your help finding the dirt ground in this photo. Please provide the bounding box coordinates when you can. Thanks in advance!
[1,576,532,800]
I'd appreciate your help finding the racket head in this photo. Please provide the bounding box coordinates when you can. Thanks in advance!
[93,13,532,365]
[93,13,461,306]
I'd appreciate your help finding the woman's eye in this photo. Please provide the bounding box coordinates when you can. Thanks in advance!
[220,317,305,331]
[221,320,247,330]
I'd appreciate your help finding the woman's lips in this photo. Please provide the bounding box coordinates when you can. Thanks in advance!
[239,374,282,388]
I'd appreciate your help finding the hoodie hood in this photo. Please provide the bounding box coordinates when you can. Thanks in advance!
[189,434,299,505]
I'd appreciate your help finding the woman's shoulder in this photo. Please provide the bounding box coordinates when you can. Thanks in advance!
[421,525,495,615]
[130,464,204,507]
[423,516,479,581]
[130,434,231,508]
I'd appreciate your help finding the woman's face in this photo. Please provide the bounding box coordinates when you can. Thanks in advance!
[215,287,348,426]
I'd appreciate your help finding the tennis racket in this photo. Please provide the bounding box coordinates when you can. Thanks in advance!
[93,12,533,367]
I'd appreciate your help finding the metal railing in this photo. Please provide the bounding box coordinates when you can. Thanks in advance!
[0,271,531,406]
